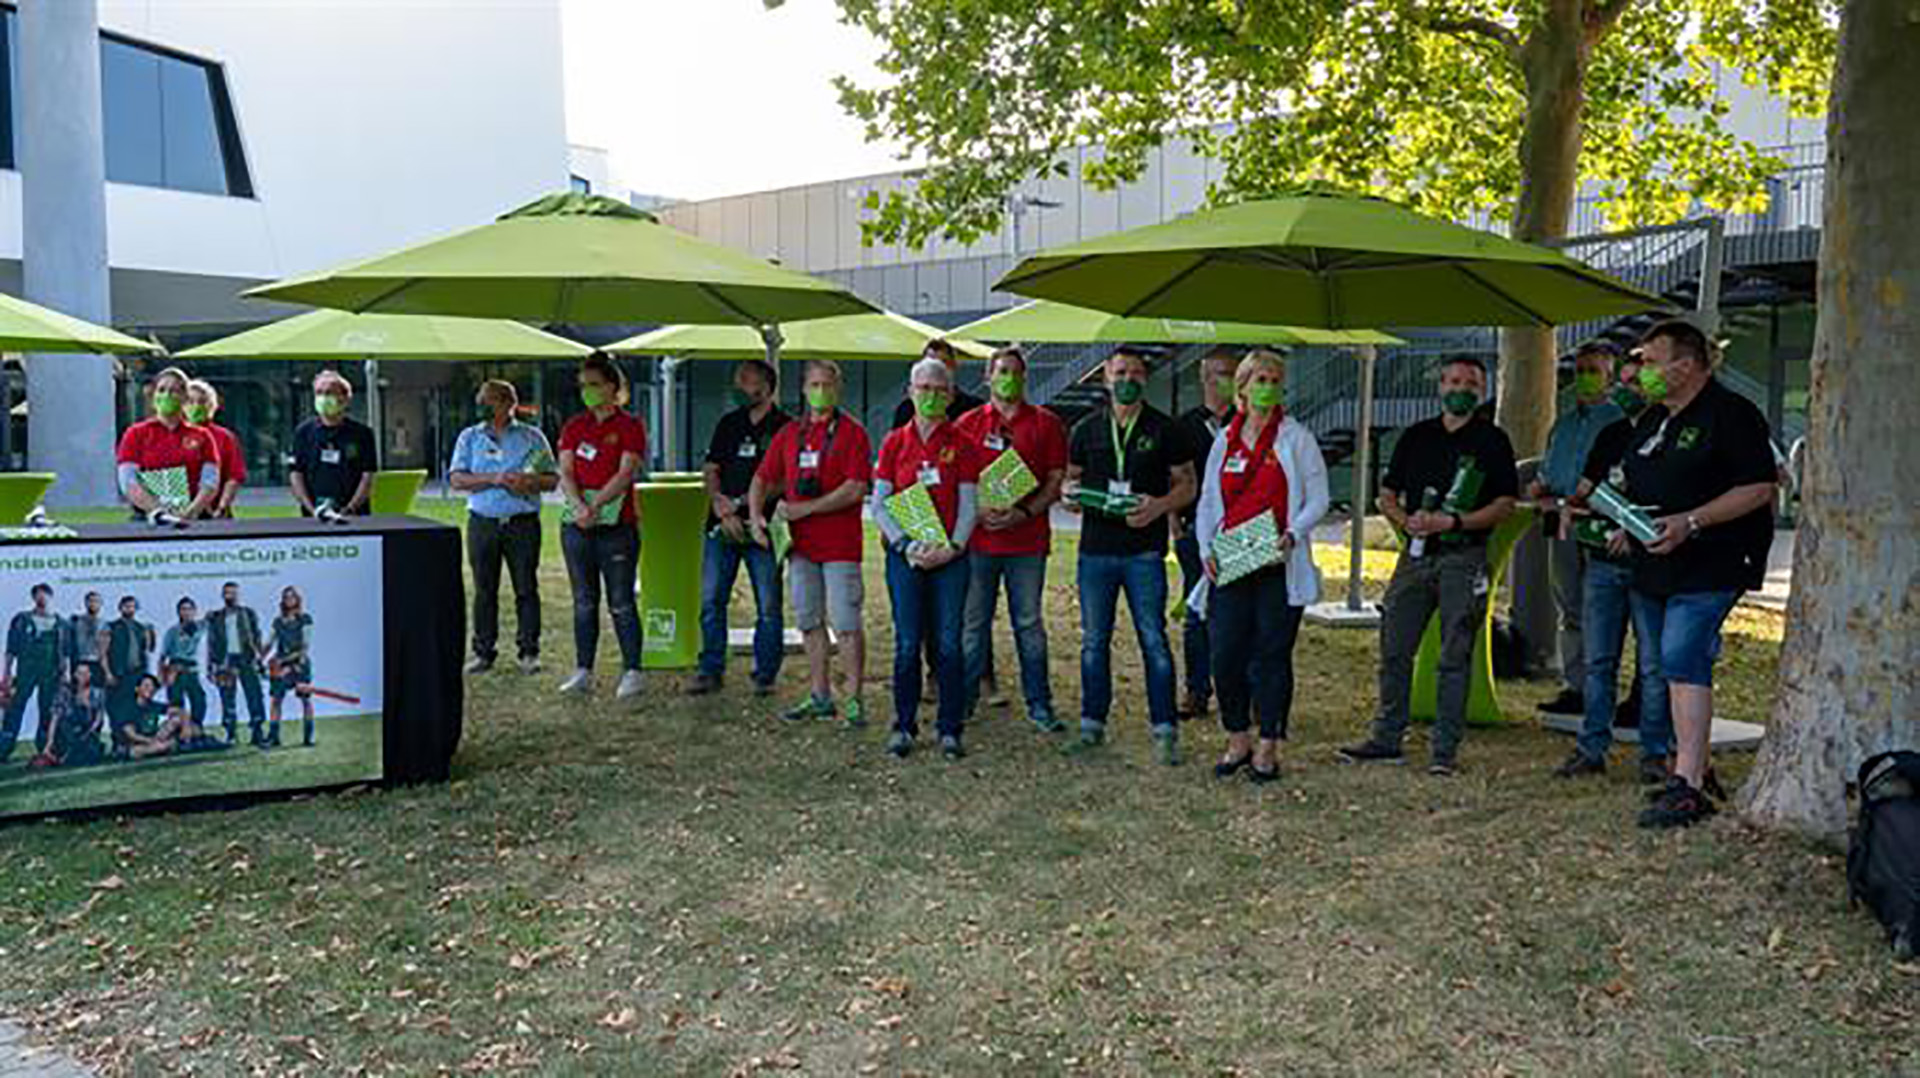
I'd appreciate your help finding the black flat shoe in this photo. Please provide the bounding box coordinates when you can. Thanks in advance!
[1249,764,1282,784]
[1214,754,1252,778]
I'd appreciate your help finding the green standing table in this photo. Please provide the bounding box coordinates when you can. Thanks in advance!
[637,473,708,670]
[369,469,428,516]
[1408,506,1535,726]
[0,473,55,525]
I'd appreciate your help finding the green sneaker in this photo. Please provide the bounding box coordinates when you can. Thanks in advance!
[843,698,867,729]
[1152,731,1182,767]
[1028,709,1066,734]
[782,696,835,723]
[1063,723,1105,756]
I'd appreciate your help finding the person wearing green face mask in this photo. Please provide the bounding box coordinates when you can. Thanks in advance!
[449,379,560,677]
[185,379,244,518]
[1173,345,1242,722]
[1529,342,1627,719]
[954,346,1069,733]
[1339,355,1518,776]
[115,366,221,524]
[290,369,377,520]
[556,353,649,701]
[689,359,791,697]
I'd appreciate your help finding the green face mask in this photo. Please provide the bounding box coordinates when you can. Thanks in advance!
[1441,389,1479,417]
[1214,375,1237,403]
[805,386,837,413]
[729,387,757,410]
[184,403,210,425]
[153,391,182,419]
[1609,384,1643,412]
[991,372,1025,402]
[1574,371,1606,399]
[579,384,609,410]
[1247,383,1283,412]
[1111,379,1145,406]
[1637,366,1669,401]
[913,391,950,419]
[314,394,345,419]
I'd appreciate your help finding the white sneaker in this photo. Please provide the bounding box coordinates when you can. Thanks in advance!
[517,655,543,676]
[463,656,494,675]
[614,669,645,700]
[558,668,592,695]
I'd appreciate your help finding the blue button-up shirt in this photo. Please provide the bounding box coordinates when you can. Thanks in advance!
[1540,400,1624,496]
[449,420,556,518]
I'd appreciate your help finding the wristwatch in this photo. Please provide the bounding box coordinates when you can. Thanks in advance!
[1685,513,1704,537]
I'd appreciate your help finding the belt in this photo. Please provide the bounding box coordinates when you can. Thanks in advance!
[469,509,541,522]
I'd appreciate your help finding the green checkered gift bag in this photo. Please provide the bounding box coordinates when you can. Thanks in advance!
[137,466,191,512]
[585,487,626,527]
[767,514,794,563]
[884,483,950,547]
[978,448,1039,512]
[1210,510,1285,587]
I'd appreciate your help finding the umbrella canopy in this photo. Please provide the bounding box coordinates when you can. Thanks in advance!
[995,192,1667,328]
[176,309,591,361]
[245,193,875,326]
[610,311,992,362]
[0,292,154,354]
[951,300,1403,347]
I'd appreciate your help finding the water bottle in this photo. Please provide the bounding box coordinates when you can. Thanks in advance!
[1408,487,1440,558]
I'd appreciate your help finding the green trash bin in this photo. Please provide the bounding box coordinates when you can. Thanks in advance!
[637,476,710,671]
[1408,506,1536,726]
[0,473,55,525]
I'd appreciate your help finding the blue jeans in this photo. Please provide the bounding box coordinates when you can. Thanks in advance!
[1077,552,1177,733]
[885,550,970,739]
[1630,587,1741,688]
[962,553,1053,723]
[1579,558,1671,761]
[698,535,784,685]
[560,523,642,672]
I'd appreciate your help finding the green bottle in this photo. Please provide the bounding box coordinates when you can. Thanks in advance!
[1408,487,1441,558]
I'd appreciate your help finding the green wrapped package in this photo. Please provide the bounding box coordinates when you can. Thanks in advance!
[586,487,626,527]
[1210,510,1285,586]
[768,514,793,562]
[1074,486,1144,518]
[885,483,950,547]
[978,448,1039,512]
[138,466,191,511]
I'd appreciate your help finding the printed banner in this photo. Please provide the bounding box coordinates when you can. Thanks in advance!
[0,535,385,819]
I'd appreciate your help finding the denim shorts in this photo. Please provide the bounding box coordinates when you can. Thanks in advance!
[790,556,863,634]
[1643,589,1741,686]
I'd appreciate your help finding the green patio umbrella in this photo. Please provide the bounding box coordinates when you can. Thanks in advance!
[0,291,154,354]
[244,193,874,327]
[175,310,591,362]
[951,299,1402,347]
[609,311,992,361]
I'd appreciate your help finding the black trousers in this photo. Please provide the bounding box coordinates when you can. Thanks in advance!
[1209,566,1305,740]
[469,512,543,662]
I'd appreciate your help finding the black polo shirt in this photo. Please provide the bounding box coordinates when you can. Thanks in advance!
[1578,415,1642,563]
[1069,404,1196,557]
[290,417,379,515]
[703,404,791,527]
[891,388,984,432]
[1175,404,1233,527]
[1620,377,1776,597]
[1381,413,1519,550]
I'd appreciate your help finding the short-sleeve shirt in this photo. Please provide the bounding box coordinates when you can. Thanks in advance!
[116,419,219,499]
[876,419,988,541]
[206,423,246,489]
[1619,377,1777,597]
[290,418,379,515]
[1578,415,1642,564]
[1381,414,1520,550]
[1068,404,1196,557]
[954,401,1069,557]
[755,411,873,564]
[558,409,649,526]
[1175,404,1234,526]
[704,405,791,528]
[449,420,556,519]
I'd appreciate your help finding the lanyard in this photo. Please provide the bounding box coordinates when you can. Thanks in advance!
[797,412,839,473]
[1110,413,1138,480]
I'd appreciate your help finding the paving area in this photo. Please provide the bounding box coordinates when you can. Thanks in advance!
[0,1023,94,1078]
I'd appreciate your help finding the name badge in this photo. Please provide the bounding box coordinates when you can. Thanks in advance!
[1108,479,1132,498]
[576,442,599,463]
[482,446,505,461]
[319,448,343,465]
[919,465,942,488]
[737,440,757,458]
[984,433,1008,452]
[798,450,821,469]
[1224,454,1249,474]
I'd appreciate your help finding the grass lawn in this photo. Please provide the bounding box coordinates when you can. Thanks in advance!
[0,501,1913,1075]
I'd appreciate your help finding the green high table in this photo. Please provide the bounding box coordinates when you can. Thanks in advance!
[1408,506,1536,726]
[637,473,708,670]
[0,473,55,525]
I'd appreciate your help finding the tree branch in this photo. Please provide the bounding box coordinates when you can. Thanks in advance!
[1425,13,1523,61]
[1584,0,1636,45]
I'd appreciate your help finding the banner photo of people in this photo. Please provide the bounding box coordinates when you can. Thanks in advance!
[0,536,384,819]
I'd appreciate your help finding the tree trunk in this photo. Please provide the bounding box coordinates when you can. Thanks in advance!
[1501,1,1588,674]
[1741,0,1920,841]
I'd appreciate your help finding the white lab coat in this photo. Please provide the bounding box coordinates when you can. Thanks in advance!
[1193,414,1330,606]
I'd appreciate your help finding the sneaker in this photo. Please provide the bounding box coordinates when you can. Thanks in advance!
[1028,710,1066,734]
[517,655,543,676]
[887,730,915,758]
[615,669,646,700]
[685,673,721,696]
[1638,778,1717,829]
[940,734,965,759]
[843,698,866,728]
[464,655,495,675]
[1536,689,1584,716]
[1152,730,1181,767]
[1427,758,1460,778]
[1553,750,1607,779]
[1078,722,1105,747]
[1638,756,1671,786]
[752,679,777,698]
[783,696,835,723]
[558,669,592,695]
[1335,740,1405,764]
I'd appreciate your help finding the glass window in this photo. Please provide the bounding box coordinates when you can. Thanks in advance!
[102,38,164,188]
[0,10,14,172]
[570,174,592,194]
[158,55,226,194]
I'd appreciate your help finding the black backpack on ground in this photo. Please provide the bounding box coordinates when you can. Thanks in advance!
[1848,751,1920,960]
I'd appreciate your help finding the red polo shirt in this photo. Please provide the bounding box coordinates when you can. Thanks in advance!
[876,418,986,542]
[954,400,1068,557]
[1218,412,1290,532]
[207,423,246,488]
[115,418,218,498]
[756,411,873,564]
[559,409,648,525]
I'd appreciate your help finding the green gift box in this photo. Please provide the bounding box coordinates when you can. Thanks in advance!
[586,487,626,527]
[979,448,1039,512]
[1074,486,1143,518]
[1210,511,1285,587]
[768,514,794,562]
[885,483,950,547]
[138,466,191,511]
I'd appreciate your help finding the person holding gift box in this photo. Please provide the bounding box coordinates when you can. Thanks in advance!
[872,358,986,759]
[953,346,1068,733]
[1193,349,1329,784]
[691,359,790,697]
[1062,347,1198,765]
[115,366,221,525]
[289,370,378,519]
[556,353,649,701]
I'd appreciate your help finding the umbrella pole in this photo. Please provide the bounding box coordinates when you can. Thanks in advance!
[659,356,682,471]
[365,358,382,452]
[1347,344,1376,612]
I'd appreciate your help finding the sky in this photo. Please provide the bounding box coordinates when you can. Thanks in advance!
[560,0,914,201]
